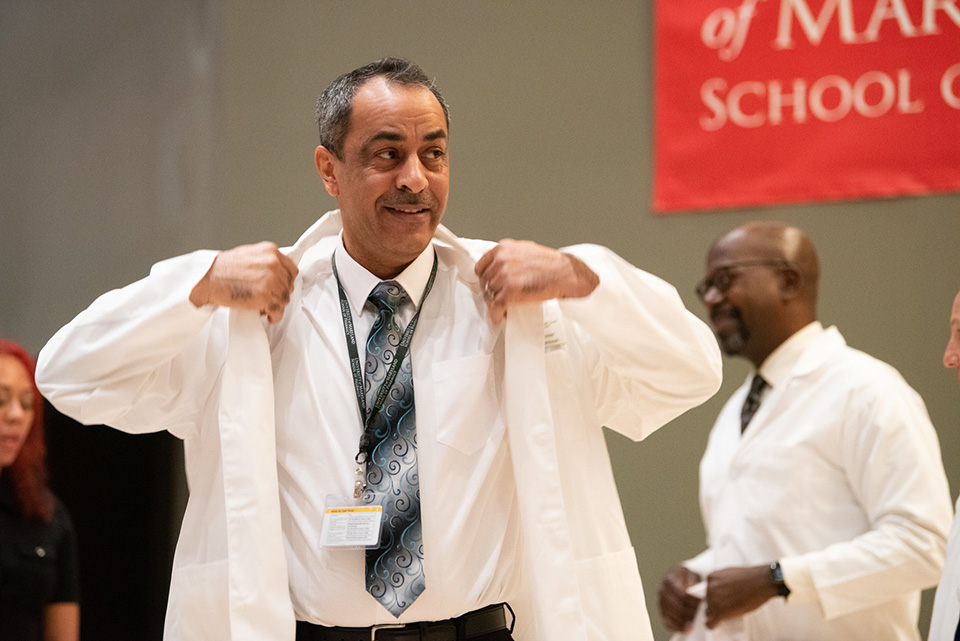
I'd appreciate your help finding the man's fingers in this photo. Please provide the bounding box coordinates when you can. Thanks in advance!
[263,302,286,324]
[662,611,686,632]
[277,250,300,285]
[660,594,699,631]
[659,568,702,632]
[474,244,498,278]
[191,241,298,315]
[475,239,597,326]
[484,297,507,326]
[705,606,731,629]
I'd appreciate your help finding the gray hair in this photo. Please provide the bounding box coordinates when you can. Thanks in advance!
[315,57,450,160]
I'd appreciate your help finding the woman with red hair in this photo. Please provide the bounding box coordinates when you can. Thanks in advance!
[0,339,79,641]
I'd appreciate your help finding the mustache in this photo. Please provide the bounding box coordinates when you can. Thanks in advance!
[379,192,437,209]
[710,304,742,323]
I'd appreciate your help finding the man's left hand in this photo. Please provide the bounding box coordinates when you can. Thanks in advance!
[704,565,778,629]
[474,240,599,326]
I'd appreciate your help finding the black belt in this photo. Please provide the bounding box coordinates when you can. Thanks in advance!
[296,603,514,641]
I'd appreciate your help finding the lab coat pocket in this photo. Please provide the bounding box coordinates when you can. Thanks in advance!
[575,547,648,641]
[166,559,229,640]
[432,353,503,455]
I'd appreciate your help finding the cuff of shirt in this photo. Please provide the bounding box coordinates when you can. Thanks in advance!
[779,555,820,605]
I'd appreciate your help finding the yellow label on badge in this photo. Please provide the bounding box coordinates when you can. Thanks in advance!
[326,506,382,514]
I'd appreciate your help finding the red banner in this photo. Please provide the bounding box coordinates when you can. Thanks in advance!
[653,0,960,212]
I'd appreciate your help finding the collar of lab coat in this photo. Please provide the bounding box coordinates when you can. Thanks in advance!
[789,325,846,379]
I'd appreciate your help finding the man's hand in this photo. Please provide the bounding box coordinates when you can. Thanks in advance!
[704,565,778,629]
[658,566,702,632]
[474,239,599,326]
[189,241,299,324]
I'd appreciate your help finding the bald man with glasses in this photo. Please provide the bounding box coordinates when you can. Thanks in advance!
[658,221,953,641]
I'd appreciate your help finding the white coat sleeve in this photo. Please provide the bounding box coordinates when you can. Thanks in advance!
[36,250,224,439]
[557,243,722,440]
[778,373,952,619]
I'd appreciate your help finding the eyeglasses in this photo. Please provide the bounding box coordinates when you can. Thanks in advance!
[695,260,790,301]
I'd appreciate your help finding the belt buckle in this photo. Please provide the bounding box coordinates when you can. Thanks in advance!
[370,623,406,640]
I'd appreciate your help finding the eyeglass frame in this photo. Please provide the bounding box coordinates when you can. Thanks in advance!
[695,259,793,301]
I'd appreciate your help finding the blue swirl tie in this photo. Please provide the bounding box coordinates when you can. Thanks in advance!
[363,281,425,617]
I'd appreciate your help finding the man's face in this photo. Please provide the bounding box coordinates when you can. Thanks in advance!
[316,77,449,278]
[945,290,960,381]
[700,234,783,364]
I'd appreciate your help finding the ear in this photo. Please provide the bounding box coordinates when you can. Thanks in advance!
[778,266,802,301]
[315,145,340,197]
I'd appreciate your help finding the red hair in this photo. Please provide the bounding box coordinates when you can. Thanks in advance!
[0,339,53,522]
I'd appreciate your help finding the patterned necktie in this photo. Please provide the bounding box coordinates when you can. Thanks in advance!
[740,374,768,433]
[363,281,425,617]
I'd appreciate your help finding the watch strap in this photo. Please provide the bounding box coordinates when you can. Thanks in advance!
[769,561,791,598]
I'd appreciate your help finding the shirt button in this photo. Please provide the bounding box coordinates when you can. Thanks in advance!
[35,546,46,558]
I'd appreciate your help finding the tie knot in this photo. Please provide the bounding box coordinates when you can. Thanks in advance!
[749,374,768,396]
[368,281,407,313]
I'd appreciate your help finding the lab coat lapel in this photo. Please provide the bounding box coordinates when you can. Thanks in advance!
[214,211,345,640]
[218,310,294,639]
[503,305,588,640]
[436,225,589,639]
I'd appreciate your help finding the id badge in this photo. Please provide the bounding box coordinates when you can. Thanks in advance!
[319,494,383,549]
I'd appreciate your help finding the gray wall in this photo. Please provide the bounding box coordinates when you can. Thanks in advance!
[2,2,958,639]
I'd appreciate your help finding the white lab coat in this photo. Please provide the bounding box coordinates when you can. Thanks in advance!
[676,326,952,641]
[37,211,722,641]
[929,498,960,641]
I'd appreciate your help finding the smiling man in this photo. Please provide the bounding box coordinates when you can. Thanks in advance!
[36,58,722,641]
[658,221,953,641]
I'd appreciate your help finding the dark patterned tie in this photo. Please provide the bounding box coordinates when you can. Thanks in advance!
[363,281,425,617]
[740,374,768,433]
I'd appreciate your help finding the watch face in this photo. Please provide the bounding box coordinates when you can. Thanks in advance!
[770,562,783,582]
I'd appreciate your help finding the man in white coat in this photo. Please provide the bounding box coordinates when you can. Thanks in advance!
[929,287,960,641]
[36,58,723,641]
[658,221,952,640]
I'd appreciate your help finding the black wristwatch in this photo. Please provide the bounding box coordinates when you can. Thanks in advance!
[769,561,791,598]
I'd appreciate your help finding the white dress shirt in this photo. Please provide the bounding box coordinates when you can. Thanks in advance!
[274,237,523,626]
[679,322,953,641]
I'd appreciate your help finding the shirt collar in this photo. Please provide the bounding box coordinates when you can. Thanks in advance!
[333,234,435,314]
[757,321,824,389]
